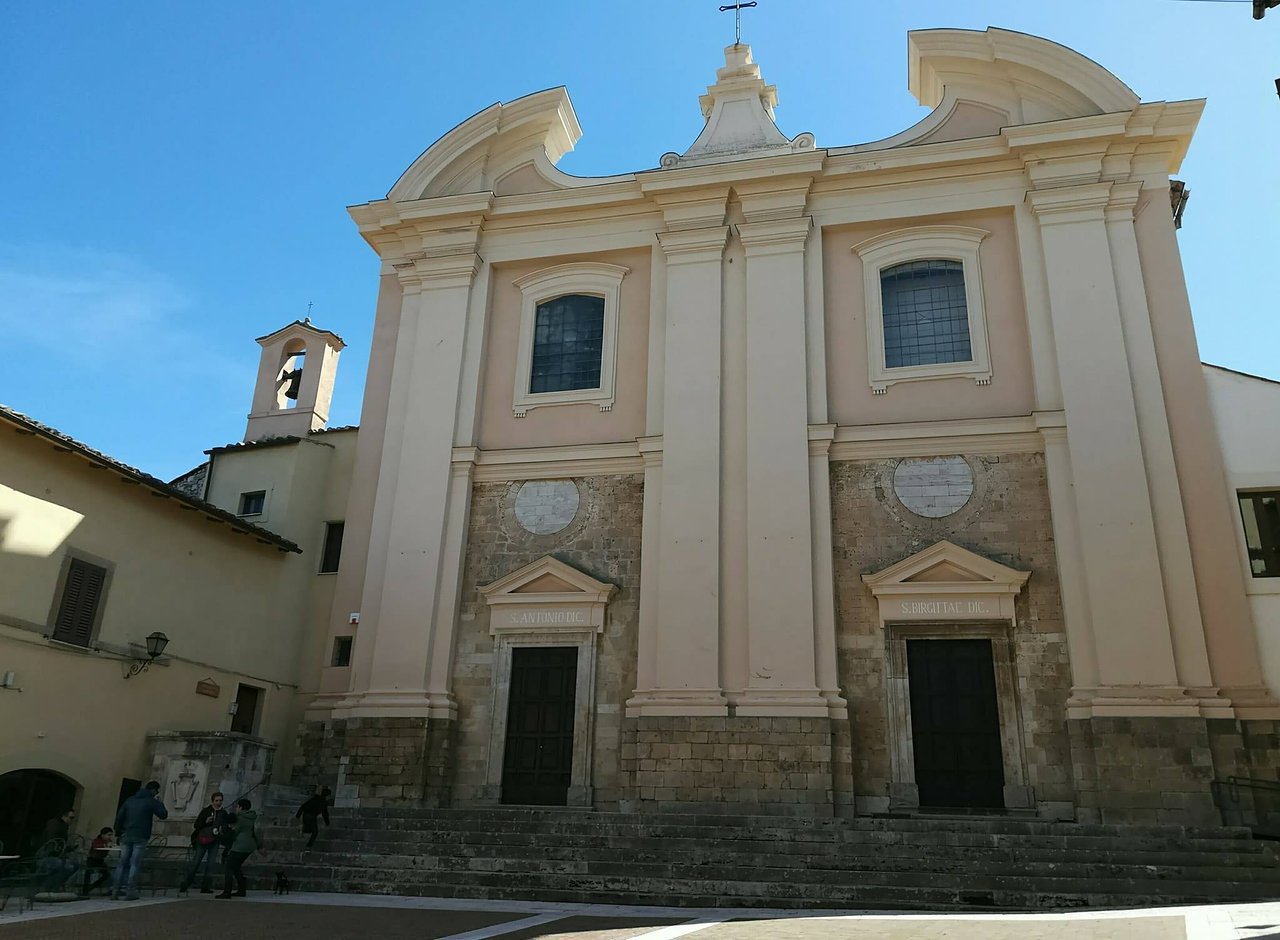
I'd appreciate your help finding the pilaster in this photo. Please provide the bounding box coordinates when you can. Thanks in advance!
[629,202,730,717]
[1028,180,1188,714]
[336,242,481,721]
[734,213,826,717]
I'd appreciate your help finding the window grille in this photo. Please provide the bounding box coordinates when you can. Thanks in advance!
[529,294,605,394]
[332,636,353,668]
[52,558,107,647]
[880,260,972,369]
[1239,491,1280,577]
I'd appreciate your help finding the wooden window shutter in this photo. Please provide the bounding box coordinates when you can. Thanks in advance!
[53,558,107,647]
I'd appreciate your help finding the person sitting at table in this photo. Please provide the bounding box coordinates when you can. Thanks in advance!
[84,827,113,895]
[36,809,80,892]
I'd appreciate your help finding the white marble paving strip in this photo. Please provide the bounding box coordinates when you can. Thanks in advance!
[438,912,569,940]
[629,918,726,940]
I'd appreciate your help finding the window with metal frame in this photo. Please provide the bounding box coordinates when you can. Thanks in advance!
[880,259,972,369]
[319,521,344,574]
[238,490,265,516]
[52,558,108,647]
[529,294,605,394]
[332,636,353,668]
[1239,491,1280,577]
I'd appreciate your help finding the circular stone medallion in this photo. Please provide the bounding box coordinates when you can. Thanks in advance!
[513,480,581,535]
[892,456,974,519]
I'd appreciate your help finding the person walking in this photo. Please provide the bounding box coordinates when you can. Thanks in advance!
[110,781,168,901]
[216,798,261,899]
[295,787,331,849]
[178,791,230,895]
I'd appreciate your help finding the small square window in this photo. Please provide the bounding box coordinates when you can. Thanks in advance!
[238,491,266,516]
[1239,491,1280,578]
[332,636,353,668]
[319,521,344,574]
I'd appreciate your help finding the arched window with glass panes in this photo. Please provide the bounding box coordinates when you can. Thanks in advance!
[511,263,629,417]
[530,294,606,393]
[853,226,992,393]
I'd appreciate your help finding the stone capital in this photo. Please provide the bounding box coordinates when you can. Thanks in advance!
[656,226,730,265]
[737,216,812,256]
[1026,181,1114,226]
[394,251,482,291]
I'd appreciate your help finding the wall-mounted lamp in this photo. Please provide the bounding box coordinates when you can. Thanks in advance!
[125,631,170,679]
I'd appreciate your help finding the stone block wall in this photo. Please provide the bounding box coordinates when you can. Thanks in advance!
[291,716,452,808]
[830,452,1075,815]
[618,716,834,815]
[452,474,644,807]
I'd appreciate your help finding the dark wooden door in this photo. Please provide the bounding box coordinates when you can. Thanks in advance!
[230,684,261,735]
[502,646,578,806]
[907,638,1005,809]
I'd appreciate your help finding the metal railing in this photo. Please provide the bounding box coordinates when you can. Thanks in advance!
[1212,776,1280,839]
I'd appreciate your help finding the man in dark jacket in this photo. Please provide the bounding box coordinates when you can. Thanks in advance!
[178,791,229,895]
[36,809,79,891]
[295,787,331,848]
[110,781,168,901]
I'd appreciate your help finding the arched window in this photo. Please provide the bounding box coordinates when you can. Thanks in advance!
[511,263,629,417]
[530,294,605,394]
[853,226,992,393]
[880,259,971,368]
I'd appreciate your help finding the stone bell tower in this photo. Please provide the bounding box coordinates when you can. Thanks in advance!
[244,318,346,442]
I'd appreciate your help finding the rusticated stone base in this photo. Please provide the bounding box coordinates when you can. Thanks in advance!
[1069,716,1280,826]
[619,716,835,816]
[292,717,454,808]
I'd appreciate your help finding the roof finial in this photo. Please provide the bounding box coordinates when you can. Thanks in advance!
[719,1,757,46]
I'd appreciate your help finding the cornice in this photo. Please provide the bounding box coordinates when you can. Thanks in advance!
[638,151,826,196]
[456,441,645,482]
[828,414,1049,461]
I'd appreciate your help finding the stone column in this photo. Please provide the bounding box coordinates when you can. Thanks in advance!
[340,243,481,720]
[1028,181,1188,711]
[735,215,826,717]
[627,216,730,717]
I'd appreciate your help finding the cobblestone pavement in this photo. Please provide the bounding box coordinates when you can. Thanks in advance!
[1,894,1279,939]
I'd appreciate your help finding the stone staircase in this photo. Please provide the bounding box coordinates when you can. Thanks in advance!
[228,805,1280,911]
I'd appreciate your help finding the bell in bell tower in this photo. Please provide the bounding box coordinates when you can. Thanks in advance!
[244,318,346,442]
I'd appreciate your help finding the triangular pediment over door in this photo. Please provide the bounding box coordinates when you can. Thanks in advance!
[861,540,1030,625]
[478,556,616,634]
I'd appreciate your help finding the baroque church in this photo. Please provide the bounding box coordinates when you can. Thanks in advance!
[283,26,1279,823]
[5,27,1280,852]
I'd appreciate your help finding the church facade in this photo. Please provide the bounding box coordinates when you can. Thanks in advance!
[265,27,1280,826]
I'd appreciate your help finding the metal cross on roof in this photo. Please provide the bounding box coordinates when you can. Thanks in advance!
[719,1,757,45]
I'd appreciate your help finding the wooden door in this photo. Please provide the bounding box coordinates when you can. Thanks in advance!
[501,646,577,806]
[907,638,1005,809]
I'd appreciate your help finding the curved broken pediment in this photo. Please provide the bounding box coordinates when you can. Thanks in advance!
[386,87,633,201]
[848,27,1142,153]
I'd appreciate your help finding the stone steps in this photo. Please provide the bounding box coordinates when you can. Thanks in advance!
[231,805,1280,909]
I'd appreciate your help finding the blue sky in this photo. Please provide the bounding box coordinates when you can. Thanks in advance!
[2,1,1276,480]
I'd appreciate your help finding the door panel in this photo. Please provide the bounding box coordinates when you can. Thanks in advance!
[502,646,578,806]
[907,638,1005,809]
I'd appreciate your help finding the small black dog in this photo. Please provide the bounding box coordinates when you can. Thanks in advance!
[273,871,290,895]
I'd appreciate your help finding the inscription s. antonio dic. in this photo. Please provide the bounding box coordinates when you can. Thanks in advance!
[506,610,587,625]
[896,600,991,615]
